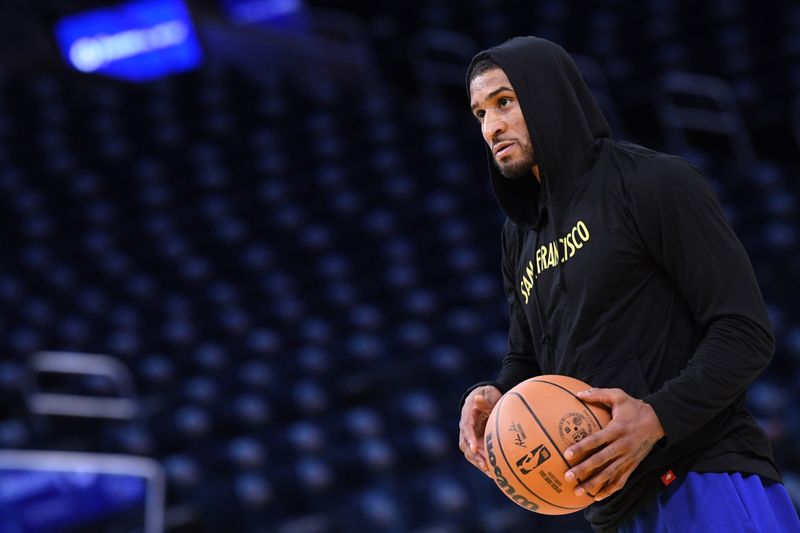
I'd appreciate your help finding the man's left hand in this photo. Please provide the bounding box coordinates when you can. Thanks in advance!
[563,388,665,501]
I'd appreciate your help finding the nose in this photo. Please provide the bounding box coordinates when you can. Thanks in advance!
[482,110,505,145]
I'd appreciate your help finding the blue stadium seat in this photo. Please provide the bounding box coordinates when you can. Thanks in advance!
[273,204,306,230]
[352,488,401,531]
[344,407,384,439]
[240,243,273,271]
[346,332,386,361]
[401,391,440,424]
[446,308,482,335]
[0,418,29,448]
[358,438,396,474]
[396,321,433,349]
[273,297,305,323]
[287,421,326,454]
[246,328,282,355]
[403,288,438,317]
[125,273,159,303]
[227,436,266,469]
[425,190,458,217]
[173,404,214,440]
[448,245,482,273]
[115,423,156,455]
[295,457,334,493]
[8,325,42,355]
[138,354,177,389]
[429,345,466,375]
[300,224,333,250]
[384,172,417,200]
[218,306,251,336]
[385,263,417,289]
[301,318,334,346]
[237,359,276,390]
[163,453,203,490]
[349,304,384,330]
[326,280,357,307]
[161,316,197,347]
[183,375,220,405]
[297,346,331,376]
[215,217,247,244]
[179,255,212,283]
[330,189,363,215]
[293,380,330,416]
[194,342,230,372]
[231,393,273,428]
[105,329,141,357]
[763,222,797,251]
[363,208,397,236]
[234,471,273,508]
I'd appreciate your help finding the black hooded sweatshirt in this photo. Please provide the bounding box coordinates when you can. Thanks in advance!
[462,37,779,532]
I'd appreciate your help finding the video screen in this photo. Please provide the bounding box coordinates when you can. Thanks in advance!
[0,451,163,533]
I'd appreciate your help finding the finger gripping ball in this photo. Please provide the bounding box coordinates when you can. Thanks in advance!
[484,375,611,514]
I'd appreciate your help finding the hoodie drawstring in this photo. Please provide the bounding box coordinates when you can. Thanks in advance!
[542,170,567,292]
[532,181,552,350]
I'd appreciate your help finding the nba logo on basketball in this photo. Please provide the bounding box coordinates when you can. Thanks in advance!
[515,443,551,475]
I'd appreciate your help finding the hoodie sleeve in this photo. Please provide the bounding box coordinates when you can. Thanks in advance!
[459,219,541,408]
[624,157,774,448]
[495,219,543,390]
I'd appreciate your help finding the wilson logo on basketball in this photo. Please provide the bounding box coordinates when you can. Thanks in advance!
[508,421,527,447]
[515,443,551,475]
[485,431,541,512]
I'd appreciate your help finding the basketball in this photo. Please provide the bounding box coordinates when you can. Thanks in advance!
[483,375,612,515]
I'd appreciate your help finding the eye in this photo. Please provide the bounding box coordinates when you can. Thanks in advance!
[498,97,512,107]
[474,109,485,121]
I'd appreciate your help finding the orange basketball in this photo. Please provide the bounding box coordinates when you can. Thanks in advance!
[483,375,612,515]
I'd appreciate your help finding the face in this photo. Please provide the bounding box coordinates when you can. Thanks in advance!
[469,67,535,180]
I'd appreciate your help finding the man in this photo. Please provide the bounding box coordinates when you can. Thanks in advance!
[457,36,800,532]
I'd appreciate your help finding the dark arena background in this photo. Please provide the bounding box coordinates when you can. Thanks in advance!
[0,0,798,531]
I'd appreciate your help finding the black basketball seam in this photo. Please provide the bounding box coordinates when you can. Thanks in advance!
[497,392,583,511]
[530,378,606,431]
[510,391,578,472]
[492,393,559,507]
[493,394,549,509]
[494,395,571,510]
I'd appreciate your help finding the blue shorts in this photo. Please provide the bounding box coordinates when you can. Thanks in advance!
[619,472,800,533]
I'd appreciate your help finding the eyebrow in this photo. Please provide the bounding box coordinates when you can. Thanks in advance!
[470,86,514,111]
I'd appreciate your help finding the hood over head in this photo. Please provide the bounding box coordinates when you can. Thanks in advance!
[466,36,611,230]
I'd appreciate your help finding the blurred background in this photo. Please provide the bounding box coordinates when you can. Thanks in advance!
[0,0,797,531]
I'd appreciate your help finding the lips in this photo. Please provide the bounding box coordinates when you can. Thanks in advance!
[493,141,515,157]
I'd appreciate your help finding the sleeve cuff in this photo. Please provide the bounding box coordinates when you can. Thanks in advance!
[642,391,674,449]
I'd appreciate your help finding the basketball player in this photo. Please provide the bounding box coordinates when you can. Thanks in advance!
[457,36,800,532]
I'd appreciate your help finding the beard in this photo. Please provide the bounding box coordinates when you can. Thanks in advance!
[494,141,535,180]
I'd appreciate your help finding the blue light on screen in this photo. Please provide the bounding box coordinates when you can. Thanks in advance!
[221,0,303,24]
[54,0,203,82]
[0,469,146,532]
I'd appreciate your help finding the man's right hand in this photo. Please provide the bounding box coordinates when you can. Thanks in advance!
[458,385,502,476]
